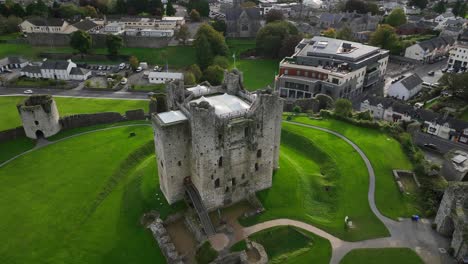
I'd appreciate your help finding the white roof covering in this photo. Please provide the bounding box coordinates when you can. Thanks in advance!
[187,85,210,96]
[452,154,467,164]
[157,110,187,124]
[148,71,183,79]
[191,93,250,116]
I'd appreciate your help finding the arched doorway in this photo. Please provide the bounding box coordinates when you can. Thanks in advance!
[35,130,44,139]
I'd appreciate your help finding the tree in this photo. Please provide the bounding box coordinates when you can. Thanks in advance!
[334,98,352,117]
[58,3,84,19]
[322,28,336,38]
[194,23,228,58]
[195,34,213,69]
[11,3,25,18]
[148,0,164,16]
[343,0,368,14]
[114,0,127,14]
[370,24,401,54]
[293,105,302,115]
[203,65,224,85]
[82,5,98,17]
[190,9,200,21]
[433,1,447,14]
[129,55,139,70]
[0,15,22,34]
[188,64,202,81]
[26,0,49,17]
[408,0,427,9]
[256,21,299,58]
[184,71,196,85]
[213,56,229,69]
[386,8,407,27]
[176,24,190,45]
[452,0,467,18]
[241,1,256,8]
[279,34,302,58]
[439,73,468,99]
[265,9,284,24]
[187,0,209,17]
[106,34,123,56]
[211,19,226,35]
[70,30,92,56]
[166,0,176,16]
[336,27,354,41]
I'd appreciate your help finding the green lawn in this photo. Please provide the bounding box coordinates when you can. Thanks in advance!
[196,241,219,264]
[286,117,419,220]
[0,137,35,164]
[340,248,424,264]
[241,123,389,241]
[232,226,332,264]
[0,125,184,263]
[0,96,149,131]
[458,107,468,121]
[132,83,166,92]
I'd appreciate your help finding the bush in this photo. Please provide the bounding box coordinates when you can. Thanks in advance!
[212,56,229,69]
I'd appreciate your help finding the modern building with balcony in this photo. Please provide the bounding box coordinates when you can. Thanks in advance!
[275,36,389,100]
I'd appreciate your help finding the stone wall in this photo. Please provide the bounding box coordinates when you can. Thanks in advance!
[0,127,26,143]
[125,109,145,120]
[147,216,185,264]
[17,95,61,139]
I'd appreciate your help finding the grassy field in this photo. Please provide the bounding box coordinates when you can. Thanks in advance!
[0,96,149,131]
[232,226,332,264]
[0,125,184,263]
[241,123,389,241]
[340,248,424,264]
[131,83,166,92]
[286,117,419,219]
[0,137,35,164]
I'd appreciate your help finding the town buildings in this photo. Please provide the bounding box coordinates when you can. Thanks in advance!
[276,37,389,100]
[152,69,283,211]
[387,74,423,101]
[225,0,263,38]
[447,30,468,71]
[404,36,455,62]
[21,59,91,81]
[148,72,183,84]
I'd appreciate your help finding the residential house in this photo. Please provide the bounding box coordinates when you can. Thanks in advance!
[396,22,432,35]
[21,59,91,81]
[276,37,389,100]
[447,29,468,71]
[404,36,455,62]
[126,29,174,37]
[103,22,125,34]
[161,17,185,27]
[387,74,423,100]
[318,11,381,33]
[19,17,69,34]
[70,19,101,33]
[0,56,28,71]
[149,72,183,84]
[225,0,263,38]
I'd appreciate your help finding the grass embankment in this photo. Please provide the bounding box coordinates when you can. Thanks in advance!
[0,137,35,164]
[195,241,219,264]
[241,123,389,241]
[232,226,332,264]
[0,125,185,263]
[285,117,419,220]
[131,83,166,92]
[340,248,424,264]
[0,96,149,131]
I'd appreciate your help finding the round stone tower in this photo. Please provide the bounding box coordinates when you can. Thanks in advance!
[17,95,61,139]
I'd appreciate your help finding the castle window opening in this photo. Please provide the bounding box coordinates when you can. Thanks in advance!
[232,178,236,185]
[178,161,181,166]
[242,173,245,179]
[160,161,164,168]
[255,163,259,171]
[244,127,249,137]
[218,156,223,167]
[34,120,39,125]
[215,178,220,188]
[257,149,262,158]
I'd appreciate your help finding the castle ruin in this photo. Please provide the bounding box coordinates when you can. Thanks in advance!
[17,95,61,139]
[152,69,283,212]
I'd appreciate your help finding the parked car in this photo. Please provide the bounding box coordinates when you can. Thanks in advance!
[441,67,448,73]
[135,66,143,72]
[107,77,114,82]
[423,143,439,152]
[153,65,160,71]
[422,82,432,88]
[143,71,150,79]
[427,71,435,76]
[97,71,106,76]
[23,89,33,94]
[119,63,125,70]
[414,102,424,109]
[120,78,128,85]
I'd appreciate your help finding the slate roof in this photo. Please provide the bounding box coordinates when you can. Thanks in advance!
[459,29,468,42]
[27,17,66,27]
[72,20,98,31]
[0,56,27,66]
[69,67,89,75]
[418,36,455,51]
[399,74,423,91]
[41,60,71,70]
[226,7,261,21]
[21,65,41,74]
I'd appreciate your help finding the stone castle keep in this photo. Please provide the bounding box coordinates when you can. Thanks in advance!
[17,95,61,139]
[152,69,283,211]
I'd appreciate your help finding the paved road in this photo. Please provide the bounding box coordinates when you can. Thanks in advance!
[414,131,468,155]
[0,87,149,100]
[240,121,453,264]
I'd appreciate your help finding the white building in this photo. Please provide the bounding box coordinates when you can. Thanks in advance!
[404,36,455,62]
[126,29,174,37]
[19,18,69,34]
[0,56,28,71]
[149,72,183,84]
[387,74,423,101]
[21,59,91,81]
[104,22,125,34]
[448,43,468,70]
[161,16,185,26]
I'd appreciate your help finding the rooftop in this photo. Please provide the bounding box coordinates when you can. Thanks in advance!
[191,93,251,116]
[157,110,187,124]
[187,85,210,96]
[148,72,183,79]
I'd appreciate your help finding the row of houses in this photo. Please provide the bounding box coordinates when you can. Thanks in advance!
[360,96,468,143]
[19,16,185,38]
[21,59,91,81]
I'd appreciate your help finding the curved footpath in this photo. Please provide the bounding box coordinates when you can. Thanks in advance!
[241,121,452,264]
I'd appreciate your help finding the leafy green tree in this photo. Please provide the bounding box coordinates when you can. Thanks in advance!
[336,27,354,41]
[322,28,336,38]
[408,0,427,9]
[386,8,406,27]
[190,9,200,21]
[241,1,256,8]
[343,0,368,14]
[433,1,447,14]
[11,3,25,18]
[452,0,466,18]
[129,55,139,70]
[195,34,213,69]
[187,0,209,17]
[256,21,298,58]
[279,34,303,58]
[370,24,401,54]
[293,105,302,115]
[176,24,190,44]
[0,15,22,34]
[148,0,164,16]
[26,0,49,17]
[211,19,226,35]
[188,64,202,81]
[70,30,92,56]
[184,71,196,85]
[203,65,224,85]
[58,3,84,19]
[106,34,123,56]
[439,73,468,99]
[82,5,98,17]
[0,4,10,17]
[166,0,176,16]
[213,56,229,69]
[265,9,283,23]
[114,0,127,14]
[334,98,352,117]
[195,23,228,57]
